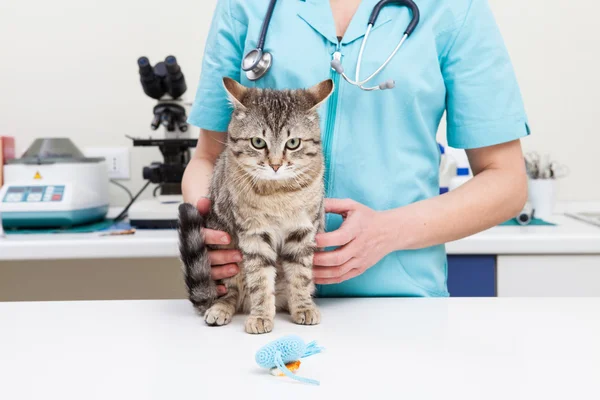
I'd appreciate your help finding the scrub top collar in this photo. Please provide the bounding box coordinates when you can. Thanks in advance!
[297,0,394,45]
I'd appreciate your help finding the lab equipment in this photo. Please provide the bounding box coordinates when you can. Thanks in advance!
[438,143,456,194]
[528,178,556,220]
[565,212,600,228]
[138,56,189,135]
[138,56,187,101]
[255,335,324,386]
[446,148,472,191]
[128,55,196,229]
[516,202,534,225]
[330,0,420,91]
[0,138,109,229]
[449,168,471,191]
[524,152,567,220]
[525,152,569,180]
[126,136,196,228]
[242,0,420,91]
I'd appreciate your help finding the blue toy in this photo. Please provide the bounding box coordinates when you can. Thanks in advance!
[255,335,324,385]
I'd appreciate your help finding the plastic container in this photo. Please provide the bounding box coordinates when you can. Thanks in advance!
[528,178,556,220]
[446,148,472,191]
[449,167,472,191]
[438,144,455,194]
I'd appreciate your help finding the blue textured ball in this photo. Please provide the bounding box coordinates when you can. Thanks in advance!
[255,335,307,369]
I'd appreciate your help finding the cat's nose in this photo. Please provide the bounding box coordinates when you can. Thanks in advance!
[270,164,282,172]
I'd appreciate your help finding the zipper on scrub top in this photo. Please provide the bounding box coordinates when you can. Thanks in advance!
[323,45,341,195]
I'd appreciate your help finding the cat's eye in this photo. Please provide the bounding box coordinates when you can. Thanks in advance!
[286,138,301,150]
[251,137,267,150]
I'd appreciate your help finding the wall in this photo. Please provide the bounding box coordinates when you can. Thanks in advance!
[1,0,598,204]
[0,0,218,206]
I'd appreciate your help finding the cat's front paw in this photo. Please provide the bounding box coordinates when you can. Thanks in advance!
[245,315,274,334]
[204,304,233,326]
[291,306,321,325]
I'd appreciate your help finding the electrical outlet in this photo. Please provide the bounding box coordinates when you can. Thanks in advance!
[84,147,130,180]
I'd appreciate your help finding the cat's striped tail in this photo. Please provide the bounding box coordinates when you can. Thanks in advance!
[177,203,218,314]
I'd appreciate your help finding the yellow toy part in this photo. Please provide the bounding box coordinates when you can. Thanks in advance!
[269,361,301,377]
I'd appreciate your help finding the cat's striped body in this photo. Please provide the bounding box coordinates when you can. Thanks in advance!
[178,78,333,334]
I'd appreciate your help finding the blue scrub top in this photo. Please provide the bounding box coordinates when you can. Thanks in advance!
[188,0,530,297]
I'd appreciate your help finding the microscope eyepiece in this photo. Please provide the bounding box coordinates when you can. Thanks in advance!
[164,55,187,99]
[165,55,178,69]
[138,56,150,68]
[137,56,165,100]
[138,55,190,134]
[137,55,187,100]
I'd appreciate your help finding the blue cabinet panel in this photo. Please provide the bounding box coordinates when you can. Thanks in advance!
[447,255,496,297]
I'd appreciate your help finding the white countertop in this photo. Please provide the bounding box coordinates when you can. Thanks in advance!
[1,213,599,261]
[0,298,598,400]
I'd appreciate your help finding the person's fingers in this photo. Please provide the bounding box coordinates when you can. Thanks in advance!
[216,285,228,296]
[210,263,239,281]
[312,257,359,279]
[314,265,363,285]
[323,198,357,214]
[208,249,242,266]
[313,245,353,267]
[315,225,356,248]
[196,198,211,215]
[203,228,231,245]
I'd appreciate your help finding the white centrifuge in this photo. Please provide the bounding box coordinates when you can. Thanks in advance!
[0,138,109,229]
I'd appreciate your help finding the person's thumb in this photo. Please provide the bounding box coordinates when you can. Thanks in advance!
[196,197,211,215]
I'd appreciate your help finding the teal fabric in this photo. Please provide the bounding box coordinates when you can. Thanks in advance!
[188,0,530,297]
[3,218,130,235]
[500,218,555,226]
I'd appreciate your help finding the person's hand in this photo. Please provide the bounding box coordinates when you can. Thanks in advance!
[312,199,394,285]
[196,198,242,295]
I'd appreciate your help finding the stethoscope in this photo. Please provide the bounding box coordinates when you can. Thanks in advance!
[242,0,420,92]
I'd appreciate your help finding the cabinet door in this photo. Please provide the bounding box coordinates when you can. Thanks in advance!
[497,255,600,297]
[447,255,496,297]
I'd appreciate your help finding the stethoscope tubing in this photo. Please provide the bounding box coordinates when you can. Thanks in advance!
[242,0,278,72]
[242,0,420,90]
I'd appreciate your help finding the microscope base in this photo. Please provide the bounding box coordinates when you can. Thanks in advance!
[128,195,183,229]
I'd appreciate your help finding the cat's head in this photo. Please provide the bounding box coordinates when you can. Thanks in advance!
[222,77,334,183]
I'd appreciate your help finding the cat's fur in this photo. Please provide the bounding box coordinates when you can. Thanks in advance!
[178,77,334,334]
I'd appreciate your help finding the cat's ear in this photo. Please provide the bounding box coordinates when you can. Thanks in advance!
[222,77,248,110]
[306,79,334,111]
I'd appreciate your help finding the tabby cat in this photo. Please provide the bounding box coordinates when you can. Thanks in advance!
[178,77,334,334]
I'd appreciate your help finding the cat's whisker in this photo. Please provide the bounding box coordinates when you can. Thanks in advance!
[239,172,256,194]
[230,168,257,194]
[210,137,228,146]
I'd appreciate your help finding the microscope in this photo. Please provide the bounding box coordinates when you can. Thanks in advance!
[127,55,198,229]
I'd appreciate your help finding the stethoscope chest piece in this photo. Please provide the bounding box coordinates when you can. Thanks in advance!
[242,0,420,89]
[242,49,273,81]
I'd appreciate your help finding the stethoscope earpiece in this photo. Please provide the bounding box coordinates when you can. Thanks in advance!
[379,80,395,90]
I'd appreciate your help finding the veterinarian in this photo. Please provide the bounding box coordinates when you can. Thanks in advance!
[182,0,530,297]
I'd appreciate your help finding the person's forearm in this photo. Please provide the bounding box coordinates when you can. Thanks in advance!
[182,129,226,205]
[182,157,216,205]
[383,166,527,251]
